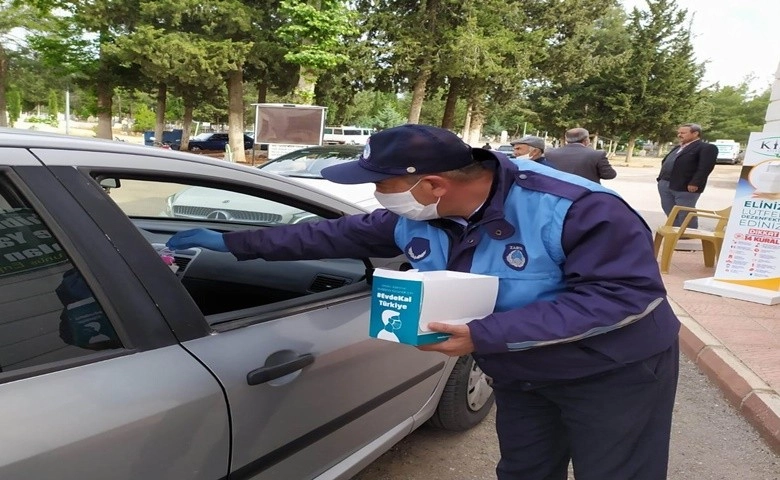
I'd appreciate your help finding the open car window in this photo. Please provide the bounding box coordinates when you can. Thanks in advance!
[107,179,324,226]
[97,175,369,326]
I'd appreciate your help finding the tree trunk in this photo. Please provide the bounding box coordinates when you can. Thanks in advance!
[625,136,637,164]
[293,66,317,105]
[468,95,484,146]
[256,82,268,103]
[0,44,8,127]
[227,68,245,163]
[95,78,113,139]
[154,83,167,146]
[407,67,431,124]
[462,104,472,141]
[180,97,194,151]
[441,78,461,129]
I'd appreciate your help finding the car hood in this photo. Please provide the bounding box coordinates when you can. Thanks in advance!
[170,186,305,219]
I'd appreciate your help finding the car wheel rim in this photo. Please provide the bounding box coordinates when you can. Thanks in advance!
[466,362,493,412]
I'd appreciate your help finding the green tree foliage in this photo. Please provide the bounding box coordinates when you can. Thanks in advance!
[7,88,21,126]
[108,0,254,148]
[276,0,357,104]
[526,0,625,139]
[438,0,544,141]
[15,0,769,152]
[242,0,298,105]
[557,6,632,142]
[47,89,58,119]
[131,103,155,132]
[699,83,770,144]
[6,47,64,112]
[26,0,142,138]
[0,0,45,126]
[357,0,464,123]
[368,105,406,130]
[617,0,703,160]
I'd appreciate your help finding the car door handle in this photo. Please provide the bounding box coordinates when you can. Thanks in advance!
[246,353,315,385]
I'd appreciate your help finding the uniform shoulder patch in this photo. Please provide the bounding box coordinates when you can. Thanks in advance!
[405,237,431,262]
[515,170,591,202]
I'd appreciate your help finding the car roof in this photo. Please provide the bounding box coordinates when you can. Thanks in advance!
[268,145,363,160]
[284,145,363,153]
[0,128,258,172]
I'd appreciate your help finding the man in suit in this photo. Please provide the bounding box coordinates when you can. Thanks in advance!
[545,128,617,183]
[657,123,718,228]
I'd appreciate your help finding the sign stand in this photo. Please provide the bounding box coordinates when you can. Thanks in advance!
[685,61,780,306]
[684,278,779,305]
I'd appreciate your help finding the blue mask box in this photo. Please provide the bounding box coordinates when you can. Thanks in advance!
[369,268,499,346]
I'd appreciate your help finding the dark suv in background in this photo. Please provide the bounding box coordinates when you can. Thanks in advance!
[172,132,255,152]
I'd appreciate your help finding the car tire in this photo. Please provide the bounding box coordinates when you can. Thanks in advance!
[190,146,201,153]
[428,355,494,431]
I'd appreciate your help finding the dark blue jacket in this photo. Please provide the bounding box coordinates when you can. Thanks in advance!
[224,155,679,385]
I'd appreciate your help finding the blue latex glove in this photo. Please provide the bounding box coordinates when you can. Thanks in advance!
[166,228,229,252]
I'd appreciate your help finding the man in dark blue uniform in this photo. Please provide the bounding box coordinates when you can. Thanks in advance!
[169,124,680,480]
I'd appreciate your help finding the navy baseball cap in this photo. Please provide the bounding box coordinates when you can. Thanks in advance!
[321,124,494,184]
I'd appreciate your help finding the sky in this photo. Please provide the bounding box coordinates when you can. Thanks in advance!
[620,0,780,92]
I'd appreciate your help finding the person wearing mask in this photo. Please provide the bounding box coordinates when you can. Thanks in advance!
[167,124,680,480]
[509,135,553,167]
[545,127,617,183]
[657,123,718,228]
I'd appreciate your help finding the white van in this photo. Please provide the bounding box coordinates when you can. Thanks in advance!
[712,139,741,165]
[323,126,374,145]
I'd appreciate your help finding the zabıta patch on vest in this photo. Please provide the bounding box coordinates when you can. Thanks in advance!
[503,243,528,270]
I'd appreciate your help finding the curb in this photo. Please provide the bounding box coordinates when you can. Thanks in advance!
[670,300,780,453]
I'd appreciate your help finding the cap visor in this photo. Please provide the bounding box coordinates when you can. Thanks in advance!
[472,148,501,162]
[320,160,396,184]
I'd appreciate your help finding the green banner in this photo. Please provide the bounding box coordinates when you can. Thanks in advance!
[0,209,68,278]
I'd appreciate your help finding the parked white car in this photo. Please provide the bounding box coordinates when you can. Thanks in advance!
[323,126,374,145]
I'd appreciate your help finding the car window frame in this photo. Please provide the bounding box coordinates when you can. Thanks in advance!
[0,165,182,384]
[54,162,381,334]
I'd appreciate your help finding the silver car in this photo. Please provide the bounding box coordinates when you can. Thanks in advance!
[0,130,493,480]
[166,146,377,224]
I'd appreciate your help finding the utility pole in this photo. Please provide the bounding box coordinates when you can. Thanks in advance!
[65,88,70,135]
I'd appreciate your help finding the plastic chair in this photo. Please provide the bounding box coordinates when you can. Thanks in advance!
[653,206,731,273]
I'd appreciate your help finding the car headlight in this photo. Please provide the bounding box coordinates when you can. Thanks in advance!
[290,211,322,224]
[162,194,175,217]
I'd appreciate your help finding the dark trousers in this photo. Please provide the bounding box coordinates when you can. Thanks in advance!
[657,180,702,228]
[493,342,679,480]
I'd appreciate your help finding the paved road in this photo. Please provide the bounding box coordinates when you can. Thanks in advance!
[352,357,779,480]
[352,164,780,480]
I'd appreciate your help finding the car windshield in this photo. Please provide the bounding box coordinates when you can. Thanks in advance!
[192,133,213,140]
[259,148,360,178]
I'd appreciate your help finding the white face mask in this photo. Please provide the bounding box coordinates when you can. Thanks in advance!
[374,178,441,221]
